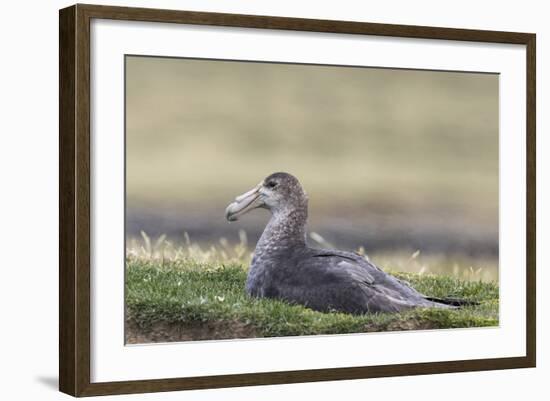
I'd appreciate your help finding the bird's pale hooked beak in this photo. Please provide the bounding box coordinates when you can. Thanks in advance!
[225,182,264,222]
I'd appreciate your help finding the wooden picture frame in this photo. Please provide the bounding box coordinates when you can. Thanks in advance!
[59,3,536,397]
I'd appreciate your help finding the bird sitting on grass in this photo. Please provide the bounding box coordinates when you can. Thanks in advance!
[225,172,471,314]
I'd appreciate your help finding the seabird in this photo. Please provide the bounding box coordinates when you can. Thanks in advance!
[225,172,462,314]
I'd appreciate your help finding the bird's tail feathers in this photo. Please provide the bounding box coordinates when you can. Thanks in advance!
[424,296,479,307]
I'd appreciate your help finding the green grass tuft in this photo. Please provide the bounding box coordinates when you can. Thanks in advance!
[125,259,499,343]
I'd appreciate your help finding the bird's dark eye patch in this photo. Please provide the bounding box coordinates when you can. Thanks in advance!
[266,180,278,189]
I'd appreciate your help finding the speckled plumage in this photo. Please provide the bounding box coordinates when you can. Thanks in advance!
[226,172,454,314]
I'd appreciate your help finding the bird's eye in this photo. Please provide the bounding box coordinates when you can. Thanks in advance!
[266,181,278,189]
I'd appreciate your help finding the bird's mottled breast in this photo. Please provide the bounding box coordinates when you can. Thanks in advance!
[246,243,279,296]
[245,203,308,297]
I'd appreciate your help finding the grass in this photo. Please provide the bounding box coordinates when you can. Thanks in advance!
[125,237,499,343]
[128,230,499,281]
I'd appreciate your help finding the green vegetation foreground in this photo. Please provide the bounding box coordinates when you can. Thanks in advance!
[125,259,499,344]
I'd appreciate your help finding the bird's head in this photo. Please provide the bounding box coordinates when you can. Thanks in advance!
[225,172,308,221]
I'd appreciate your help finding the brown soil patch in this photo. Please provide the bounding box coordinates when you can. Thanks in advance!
[126,317,441,344]
[125,319,260,344]
[385,318,439,331]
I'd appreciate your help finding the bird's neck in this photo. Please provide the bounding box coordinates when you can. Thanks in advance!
[254,207,308,260]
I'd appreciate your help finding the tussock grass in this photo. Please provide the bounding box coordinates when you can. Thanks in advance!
[125,236,499,343]
[128,231,498,281]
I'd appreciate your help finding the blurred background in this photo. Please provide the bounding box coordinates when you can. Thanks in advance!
[126,56,499,281]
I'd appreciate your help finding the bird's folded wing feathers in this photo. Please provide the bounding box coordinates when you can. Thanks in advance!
[310,248,429,299]
[310,250,377,285]
[336,260,375,284]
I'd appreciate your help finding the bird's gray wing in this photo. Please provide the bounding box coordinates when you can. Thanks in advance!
[277,253,379,313]
[306,248,440,312]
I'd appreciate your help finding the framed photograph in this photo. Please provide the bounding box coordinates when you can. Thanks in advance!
[59,4,536,397]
